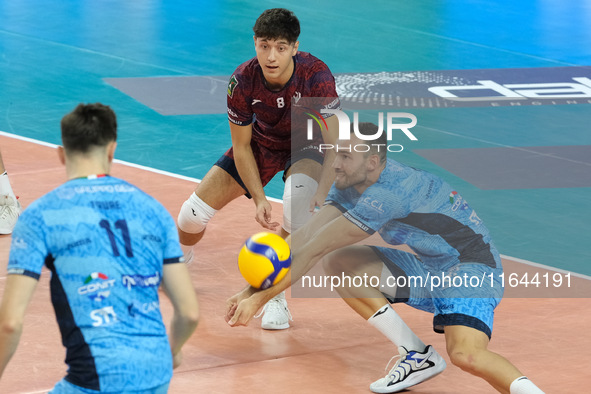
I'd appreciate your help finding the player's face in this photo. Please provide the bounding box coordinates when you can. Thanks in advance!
[254,37,299,89]
[332,149,370,190]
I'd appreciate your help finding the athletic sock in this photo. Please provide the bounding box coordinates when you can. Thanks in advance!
[180,243,194,264]
[368,304,426,351]
[0,172,16,199]
[510,376,545,394]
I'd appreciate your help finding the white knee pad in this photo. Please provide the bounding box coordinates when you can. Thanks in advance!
[177,193,217,234]
[282,173,319,233]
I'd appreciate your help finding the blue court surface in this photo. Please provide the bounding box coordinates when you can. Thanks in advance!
[1,0,590,276]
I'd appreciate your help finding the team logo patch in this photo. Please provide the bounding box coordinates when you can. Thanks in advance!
[227,75,238,98]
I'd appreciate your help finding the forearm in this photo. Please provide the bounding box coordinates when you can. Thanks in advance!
[0,321,23,377]
[250,241,324,306]
[233,146,266,203]
[168,314,198,356]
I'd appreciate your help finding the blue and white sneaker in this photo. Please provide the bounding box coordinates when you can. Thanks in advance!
[370,345,446,393]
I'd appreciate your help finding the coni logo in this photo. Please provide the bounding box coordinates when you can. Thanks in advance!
[305,109,418,153]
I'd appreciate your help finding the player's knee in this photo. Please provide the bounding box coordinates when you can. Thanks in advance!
[323,248,365,277]
[323,250,345,276]
[282,173,318,233]
[177,193,217,235]
[446,344,485,375]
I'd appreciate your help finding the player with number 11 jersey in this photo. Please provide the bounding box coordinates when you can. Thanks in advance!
[8,174,182,391]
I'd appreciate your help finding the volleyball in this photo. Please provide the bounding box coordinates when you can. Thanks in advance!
[238,232,291,289]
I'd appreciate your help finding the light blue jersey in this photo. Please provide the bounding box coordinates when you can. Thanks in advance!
[8,175,182,392]
[326,159,504,338]
[327,158,501,271]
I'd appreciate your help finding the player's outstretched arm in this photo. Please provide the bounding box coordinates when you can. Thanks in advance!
[229,122,279,230]
[227,207,370,327]
[0,275,38,378]
[161,263,199,369]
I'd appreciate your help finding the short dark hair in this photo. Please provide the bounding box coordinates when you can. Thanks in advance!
[253,8,300,44]
[61,103,117,153]
[355,122,388,164]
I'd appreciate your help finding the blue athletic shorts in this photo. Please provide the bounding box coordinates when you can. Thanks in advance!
[49,379,170,394]
[371,246,504,339]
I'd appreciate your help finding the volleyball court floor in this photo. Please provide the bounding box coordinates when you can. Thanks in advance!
[1,1,591,392]
[0,133,590,394]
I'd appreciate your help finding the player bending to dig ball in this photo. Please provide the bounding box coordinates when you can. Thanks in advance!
[226,123,545,393]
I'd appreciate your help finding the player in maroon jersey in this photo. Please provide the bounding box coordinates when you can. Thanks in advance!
[177,8,340,330]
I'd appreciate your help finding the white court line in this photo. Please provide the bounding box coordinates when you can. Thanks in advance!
[0,131,282,203]
[1,130,588,279]
[501,254,591,281]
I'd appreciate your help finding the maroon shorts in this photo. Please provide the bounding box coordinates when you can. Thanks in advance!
[214,142,323,198]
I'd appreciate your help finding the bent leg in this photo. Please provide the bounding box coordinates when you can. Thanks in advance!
[324,246,448,393]
[445,325,522,393]
[178,165,246,245]
[323,245,390,318]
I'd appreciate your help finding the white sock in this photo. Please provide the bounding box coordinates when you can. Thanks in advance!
[180,243,194,264]
[0,172,16,199]
[510,377,545,394]
[368,304,426,351]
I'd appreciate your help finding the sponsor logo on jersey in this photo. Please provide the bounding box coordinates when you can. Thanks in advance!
[74,184,135,194]
[227,107,239,119]
[90,306,118,327]
[122,272,161,290]
[325,97,339,109]
[343,212,371,233]
[78,272,116,302]
[361,197,385,213]
[251,99,262,105]
[227,75,238,98]
[469,210,482,226]
[142,234,162,243]
[66,238,91,250]
[128,300,160,318]
[449,191,469,211]
[90,200,121,210]
[11,237,27,249]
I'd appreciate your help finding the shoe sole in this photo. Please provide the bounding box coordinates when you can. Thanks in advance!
[261,322,290,330]
[370,360,447,393]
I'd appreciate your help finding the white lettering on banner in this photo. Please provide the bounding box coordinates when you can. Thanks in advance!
[428,77,591,101]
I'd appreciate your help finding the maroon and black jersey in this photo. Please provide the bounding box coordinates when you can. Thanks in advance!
[226,52,339,151]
